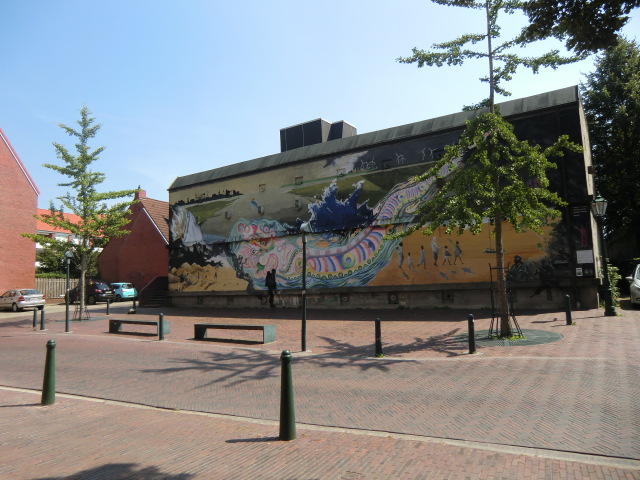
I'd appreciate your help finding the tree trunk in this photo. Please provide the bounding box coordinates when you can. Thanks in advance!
[494,213,512,337]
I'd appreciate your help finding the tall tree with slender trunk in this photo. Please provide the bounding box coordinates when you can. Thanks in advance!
[24,106,137,316]
[395,0,582,336]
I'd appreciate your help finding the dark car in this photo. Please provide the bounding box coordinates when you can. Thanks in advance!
[67,282,115,305]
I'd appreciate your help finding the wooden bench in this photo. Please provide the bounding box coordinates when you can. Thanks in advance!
[194,323,276,344]
[109,319,170,336]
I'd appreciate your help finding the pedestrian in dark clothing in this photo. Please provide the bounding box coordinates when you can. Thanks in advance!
[266,269,278,308]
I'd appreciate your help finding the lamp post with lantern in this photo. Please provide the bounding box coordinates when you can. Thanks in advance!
[590,195,617,316]
[300,221,311,351]
[64,250,74,332]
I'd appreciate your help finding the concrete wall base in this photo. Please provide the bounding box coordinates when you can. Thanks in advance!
[170,284,600,311]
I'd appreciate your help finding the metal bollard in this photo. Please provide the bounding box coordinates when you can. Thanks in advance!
[159,313,165,341]
[565,294,573,325]
[279,350,296,441]
[375,317,383,357]
[33,309,37,328]
[106,299,110,315]
[41,340,56,405]
[40,308,46,331]
[468,314,477,354]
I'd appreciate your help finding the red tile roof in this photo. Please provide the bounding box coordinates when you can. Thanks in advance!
[36,208,82,234]
[139,198,170,242]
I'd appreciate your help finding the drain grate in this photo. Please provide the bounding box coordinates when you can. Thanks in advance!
[454,329,563,347]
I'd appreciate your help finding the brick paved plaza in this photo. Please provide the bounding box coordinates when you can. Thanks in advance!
[0,301,639,479]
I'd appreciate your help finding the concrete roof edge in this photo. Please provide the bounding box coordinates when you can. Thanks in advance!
[169,86,579,192]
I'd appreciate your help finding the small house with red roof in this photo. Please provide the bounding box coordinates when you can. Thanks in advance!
[99,189,169,305]
[0,128,40,293]
[35,209,83,247]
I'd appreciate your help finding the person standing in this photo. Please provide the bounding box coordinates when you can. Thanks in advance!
[265,269,278,308]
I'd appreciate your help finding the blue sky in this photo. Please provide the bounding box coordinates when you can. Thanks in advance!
[2,1,638,209]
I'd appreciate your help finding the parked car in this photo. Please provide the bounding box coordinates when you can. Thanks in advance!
[626,264,640,308]
[110,282,137,301]
[0,289,46,311]
[66,282,115,305]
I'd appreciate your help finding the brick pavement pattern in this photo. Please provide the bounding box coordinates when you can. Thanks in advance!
[0,302,639,479]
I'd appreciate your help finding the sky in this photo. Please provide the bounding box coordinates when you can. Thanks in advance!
[2,1,638,209]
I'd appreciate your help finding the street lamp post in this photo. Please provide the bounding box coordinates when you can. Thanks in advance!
[591,196,617,316]
[64,250,74,332]
[300,222,311,351]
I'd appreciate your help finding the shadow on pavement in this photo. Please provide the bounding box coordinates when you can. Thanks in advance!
[33,463,194,480]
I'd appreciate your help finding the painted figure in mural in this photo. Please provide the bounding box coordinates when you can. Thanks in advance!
[508,255,530,282]
[265,269,278,308]
[396,243,404,268]
[431,237,440,266]
[407,252,416,271]
[454,241,464,265]
[417,245,426,269]
[442,245,452,265]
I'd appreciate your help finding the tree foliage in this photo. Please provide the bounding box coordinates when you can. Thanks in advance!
[521,0,640,54]
[396,0,583,335]
[580,37,640,251]
[391,112,579,240]
[398,0,581,111]
[23,106,137,312]
[35,238,99,278]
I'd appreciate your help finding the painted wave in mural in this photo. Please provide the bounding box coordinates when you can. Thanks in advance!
[227,164,453,290]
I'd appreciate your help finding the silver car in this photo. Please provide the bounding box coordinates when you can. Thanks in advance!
[626,264,640,308]
[0,289,46,311]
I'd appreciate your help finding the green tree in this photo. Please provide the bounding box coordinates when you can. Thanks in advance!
[521,0,640,54]
[399,0,580,113]
[580,37,640,253]
[396,0,582,335]
[23,106,137,314]
[35,239,99,278]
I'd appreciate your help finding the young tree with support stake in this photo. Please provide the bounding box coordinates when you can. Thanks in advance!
[394,0,582,337]
[24,106,137,317]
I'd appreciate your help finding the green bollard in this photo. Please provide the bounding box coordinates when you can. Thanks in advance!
[565,294,573,325]
[374,317,383,357]
[40,308,46,331]
[468,314,477,354]
[279,350,296,441]
[41,340,56,405]
[159,313,165,341]
[33,309,37,328]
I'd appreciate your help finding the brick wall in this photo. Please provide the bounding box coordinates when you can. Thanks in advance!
[99,204,168,292]
[0,130,38,293]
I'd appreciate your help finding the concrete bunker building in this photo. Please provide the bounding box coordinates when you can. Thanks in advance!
[168,87,602,310]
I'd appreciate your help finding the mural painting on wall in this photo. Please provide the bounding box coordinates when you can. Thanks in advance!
[169,134,572,296]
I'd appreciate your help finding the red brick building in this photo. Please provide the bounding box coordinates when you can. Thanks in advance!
[99,190,169,303]
[0,128,39,293]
